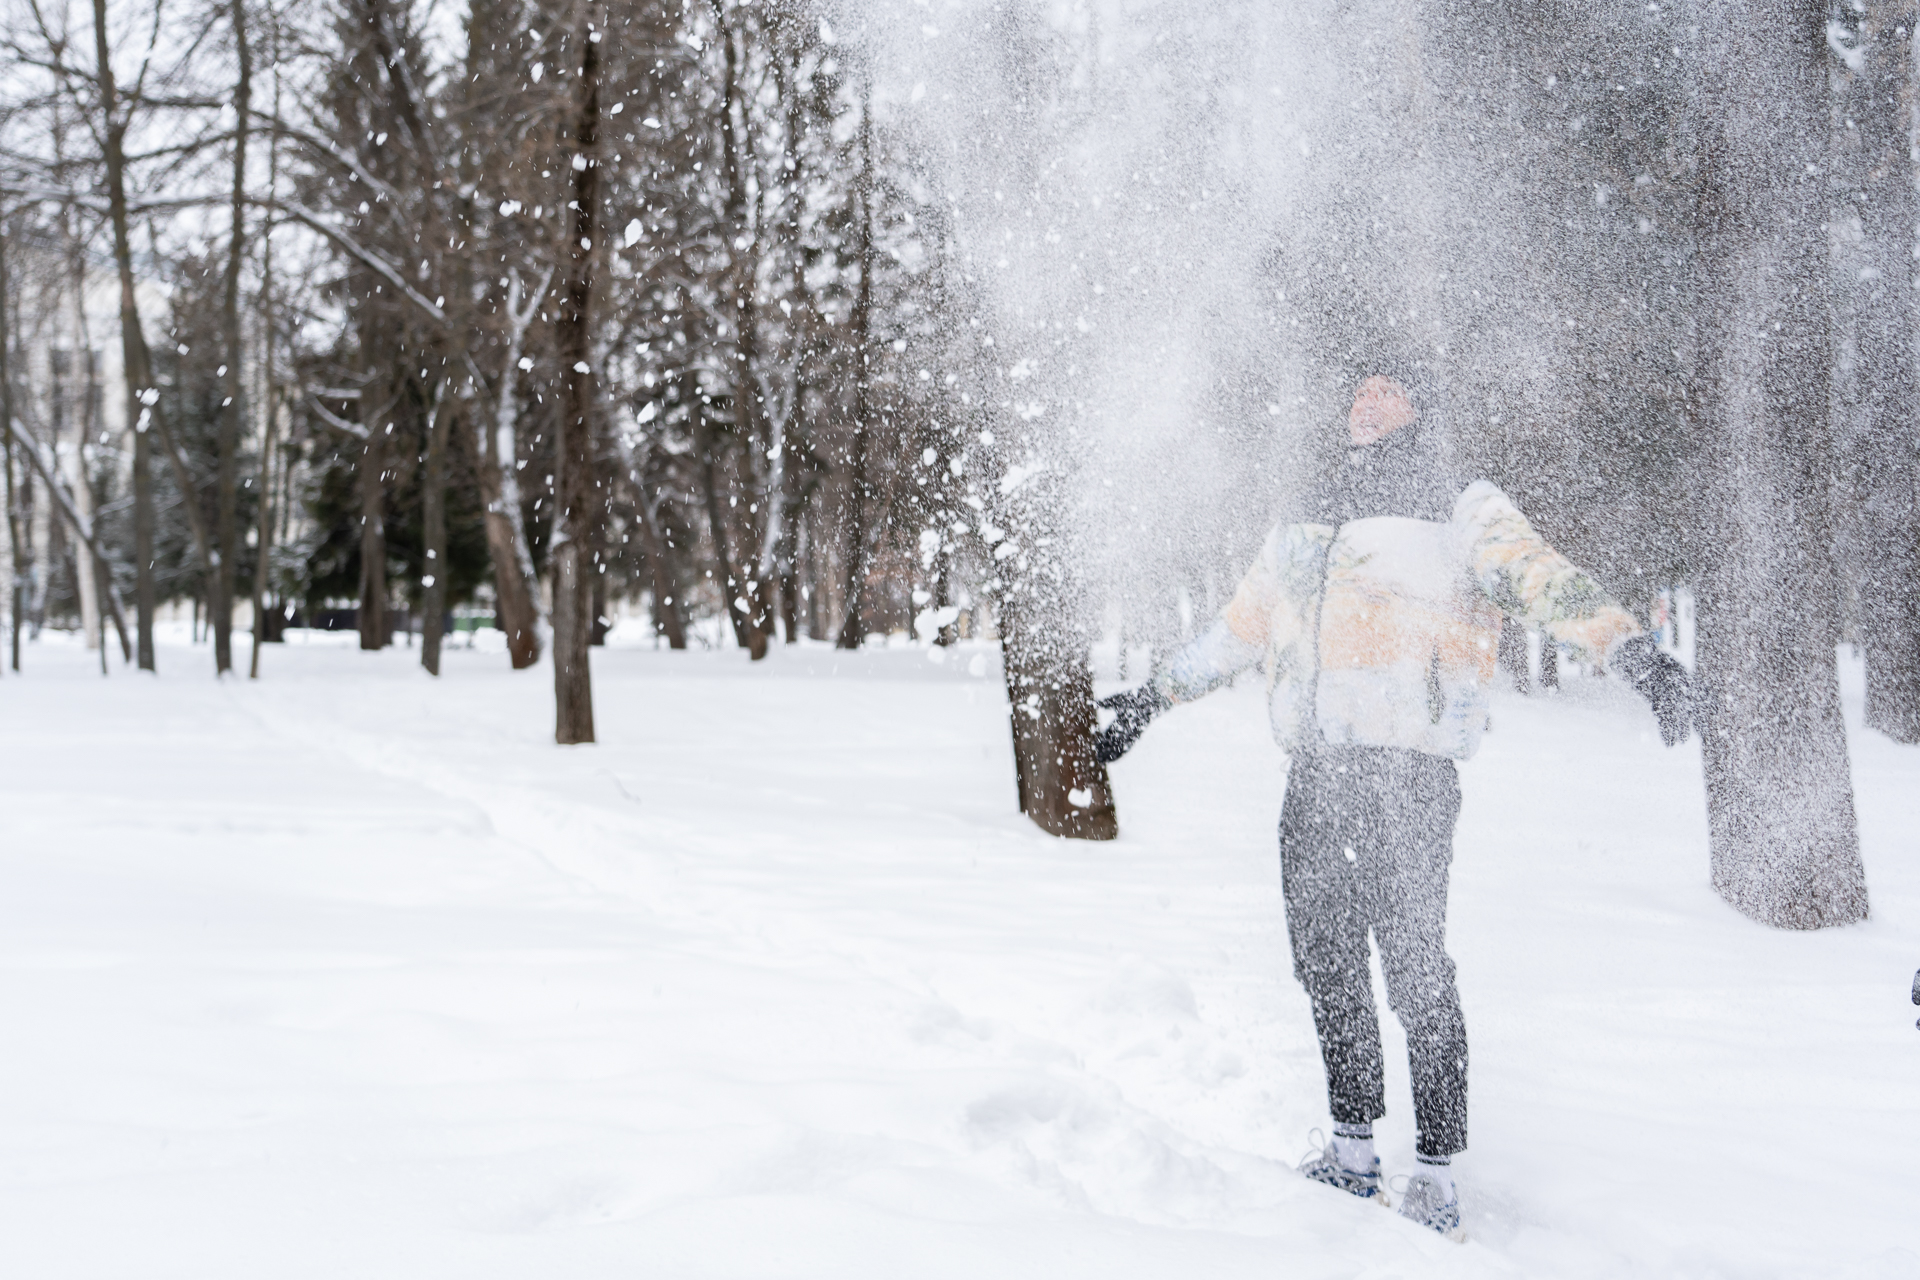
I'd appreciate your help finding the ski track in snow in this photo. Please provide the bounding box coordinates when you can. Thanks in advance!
[1,628,1915,1278]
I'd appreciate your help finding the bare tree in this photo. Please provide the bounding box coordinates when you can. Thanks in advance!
[551,5,603,744]
[210,0,252,675]
[835,78,874,652]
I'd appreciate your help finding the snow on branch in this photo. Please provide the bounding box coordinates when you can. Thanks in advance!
[264,198,448,326]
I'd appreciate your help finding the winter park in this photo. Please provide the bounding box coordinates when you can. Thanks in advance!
[4,0,1920,1276]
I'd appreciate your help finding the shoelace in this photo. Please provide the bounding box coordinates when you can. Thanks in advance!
[1389,1170,1460,1210]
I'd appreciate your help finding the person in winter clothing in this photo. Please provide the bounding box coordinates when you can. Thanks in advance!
[1095,374,1693,1240]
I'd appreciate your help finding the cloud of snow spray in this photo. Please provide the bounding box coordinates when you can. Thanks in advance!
[846,0,1431,653]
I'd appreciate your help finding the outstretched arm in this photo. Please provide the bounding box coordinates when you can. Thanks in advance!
[1456,481,1692,744]
[1095,523,1330,763]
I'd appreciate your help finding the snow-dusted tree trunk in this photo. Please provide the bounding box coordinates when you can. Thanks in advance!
[478,270,547,671]
[993,455,1116,841]
[1831,2,1920,744]
[836,81,875,652]
[714,5,770,661]
[1688,1,1869,928]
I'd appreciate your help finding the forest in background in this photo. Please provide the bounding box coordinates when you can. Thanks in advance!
[1,0,1916,931]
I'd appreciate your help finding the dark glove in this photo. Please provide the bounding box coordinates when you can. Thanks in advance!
[1611,634,1693,747]
[1093,684,1171,764]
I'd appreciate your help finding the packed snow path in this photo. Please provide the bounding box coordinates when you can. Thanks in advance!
[3,632,1915,1278]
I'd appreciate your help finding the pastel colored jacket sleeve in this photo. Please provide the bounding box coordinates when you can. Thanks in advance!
[1453,480,1640,668]
[1152,522,1333,705]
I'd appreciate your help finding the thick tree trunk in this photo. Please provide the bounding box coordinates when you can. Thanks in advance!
[1832,2,1920,743]
[551,6,602,744]
[1688,1,1869,928]
[989,418,1116,840]
[999,589,1117,841]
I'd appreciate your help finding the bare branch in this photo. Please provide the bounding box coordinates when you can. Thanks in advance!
[266,198,448,325]
[305,394,371,440]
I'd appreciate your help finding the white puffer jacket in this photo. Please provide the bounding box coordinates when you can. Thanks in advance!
[1154,480,1641,759]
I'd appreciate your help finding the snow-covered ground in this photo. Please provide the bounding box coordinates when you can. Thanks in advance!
[2,627,1915,1278]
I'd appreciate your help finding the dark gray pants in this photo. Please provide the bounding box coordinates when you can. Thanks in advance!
[1280,744,1468,1157]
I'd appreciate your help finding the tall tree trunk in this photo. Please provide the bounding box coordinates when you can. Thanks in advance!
[773,38,809,647]
[132,386,152,669]
[635,497,686,648]
[479,269,546,670]
[0,221,22,672]
[213,0,252,676]
[2,412,132,658]
[358,363,389,651]
[420,387,452,675]
[714,9,770,659]
[774,464,801,643]
[1832,2,1920,742]
[836,81,874,651]
[90,0,165,670]
[59,238,101,653]
[932,533,957,646]
[988,398,1115,839]
[698,10,764,660]
[1688,1,1869,928]
[697,413,752,649]
[250,66,281,680]
[997,561,1117,841]
[552,6,602,744]
[1498,618,1530,693]
[249,386,278,676]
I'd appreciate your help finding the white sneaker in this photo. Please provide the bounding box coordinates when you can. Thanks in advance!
[1395,1171,1464,1242]
[1297,1131,1389,1205]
